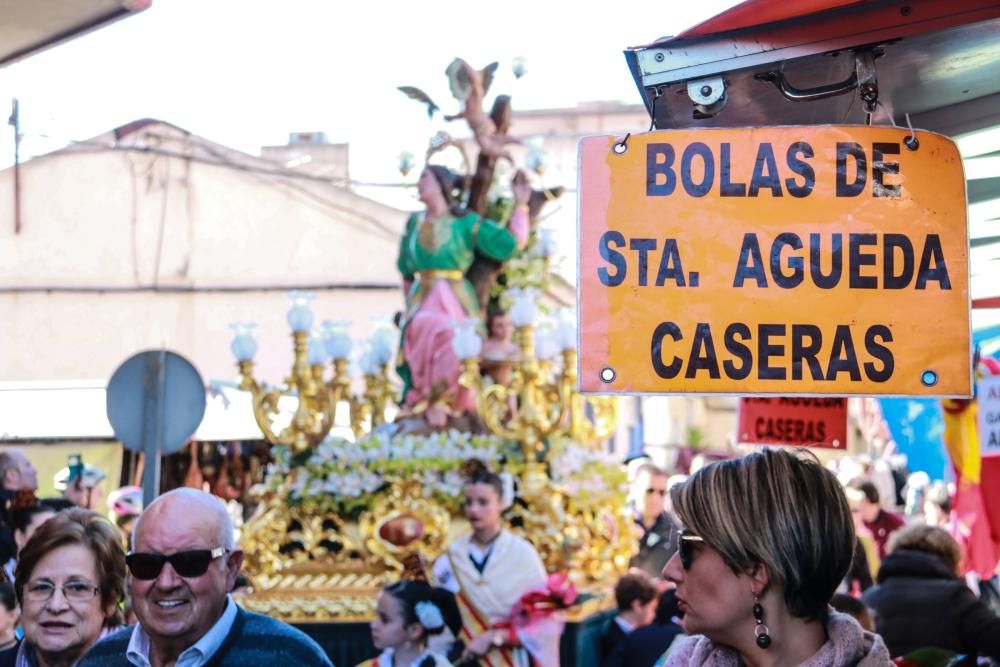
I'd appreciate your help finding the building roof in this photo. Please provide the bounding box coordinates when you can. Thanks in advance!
[0,0,151,67]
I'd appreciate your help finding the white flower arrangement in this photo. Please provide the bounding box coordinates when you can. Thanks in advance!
[265,430,624,517]
[267,429,507,512]
[546,436,627,512]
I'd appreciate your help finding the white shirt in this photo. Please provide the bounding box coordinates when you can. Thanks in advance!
[376,648,452,666]
[126,596,238,667]
[614,616,635,634]
[432,541,494,594]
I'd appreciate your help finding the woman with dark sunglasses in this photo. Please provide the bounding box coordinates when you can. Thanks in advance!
[3,507,125,667]
[660,448,893,667]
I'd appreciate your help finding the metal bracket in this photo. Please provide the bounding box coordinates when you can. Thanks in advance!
[755,48,882,113]
[686,76,728,118]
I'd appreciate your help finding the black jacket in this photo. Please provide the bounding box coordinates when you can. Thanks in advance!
[629,513,678,579]
[604,622,682,667]
[599,618,628,665]
[0,641,16,667]
[862,549,1000,660]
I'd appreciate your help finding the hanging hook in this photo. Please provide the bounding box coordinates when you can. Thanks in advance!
[612,133,630,155]
[648,86,664,132]
[904,113,919,151]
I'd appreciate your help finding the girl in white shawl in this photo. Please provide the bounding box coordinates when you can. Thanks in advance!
[432,463,558,667]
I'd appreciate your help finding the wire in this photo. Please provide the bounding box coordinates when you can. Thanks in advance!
[28,132,405,241]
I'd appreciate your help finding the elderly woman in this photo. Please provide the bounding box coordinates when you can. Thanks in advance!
[862,524,1000,660]
[662,448,892,667]
[4,507,125,667]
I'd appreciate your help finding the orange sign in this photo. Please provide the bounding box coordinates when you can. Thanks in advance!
[578,127,970,396]
[737,397,848,449]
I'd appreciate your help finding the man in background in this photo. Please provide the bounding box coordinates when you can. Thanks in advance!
[628,464,679,579]
[849,478,905,559]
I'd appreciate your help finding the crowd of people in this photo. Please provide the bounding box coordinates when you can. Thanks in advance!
[0,443,997,666]
[592,453,1000,667]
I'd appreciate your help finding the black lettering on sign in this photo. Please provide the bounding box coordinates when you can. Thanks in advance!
[598,231,626,286]
[836,142,867,197]
[630,238,657,287]
[810,233,843,289]
[915,235,952,290]
[655,240,686,287]
[864,325,894,382]
[749,143,782,197]
[651,322,683,379]
[646,143,676,197]
[686,323,721,379]
[723,323,753,380]
[872,142,901,198]
[785,142,815,198]
[884,234,914,289]
[754,417,767,439]
[771,232,804,288]
[826,325,861,381]
[720,143,747,197]
[849,233,878,289]
[758,324,786,380]
[733,234,768,287]
[791,324,824,381]
[680,142,714,197]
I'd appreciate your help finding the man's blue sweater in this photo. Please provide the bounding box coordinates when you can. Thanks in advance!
[77,606,333,666]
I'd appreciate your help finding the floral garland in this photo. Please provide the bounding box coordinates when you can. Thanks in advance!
[264,430,512,514]
[546,436,628,513]
[263,430,625,517]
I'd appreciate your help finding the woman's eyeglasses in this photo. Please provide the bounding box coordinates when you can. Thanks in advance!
[24,580,100,603]
[126,547,227,580]
[676,528,704,569]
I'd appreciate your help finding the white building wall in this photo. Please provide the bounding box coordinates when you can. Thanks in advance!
[0,122,409,387]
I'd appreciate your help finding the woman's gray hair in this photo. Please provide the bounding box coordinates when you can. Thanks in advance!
[670,447,855,621]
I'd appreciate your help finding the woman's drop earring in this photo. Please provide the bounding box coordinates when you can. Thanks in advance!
[753,593,771,649]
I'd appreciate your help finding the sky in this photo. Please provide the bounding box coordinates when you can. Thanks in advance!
[1,0,996,322]
[0,0,740,181]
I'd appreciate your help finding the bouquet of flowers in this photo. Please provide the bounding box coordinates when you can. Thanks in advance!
[511,573,579,628]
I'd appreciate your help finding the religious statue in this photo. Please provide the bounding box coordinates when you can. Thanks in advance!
[444,58,520,161]
[480,306,520,387]
[396,166,531,428]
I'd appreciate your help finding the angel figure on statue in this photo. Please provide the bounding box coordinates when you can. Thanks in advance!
[444,58,519,161]
[396,165,530,428]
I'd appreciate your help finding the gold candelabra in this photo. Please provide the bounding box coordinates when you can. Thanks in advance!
[230,295,396,452]
[455,297,613,495]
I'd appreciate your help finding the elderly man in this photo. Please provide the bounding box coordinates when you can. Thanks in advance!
[0,448,39,575]
[0,448,38,493]
[79,488,332,666]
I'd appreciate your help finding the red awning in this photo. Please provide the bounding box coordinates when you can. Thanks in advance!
[675,0,873,39]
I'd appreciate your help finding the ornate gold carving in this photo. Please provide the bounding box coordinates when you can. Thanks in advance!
[359,480,452,564]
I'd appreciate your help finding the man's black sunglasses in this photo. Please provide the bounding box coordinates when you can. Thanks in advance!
[126,548,227,580]
[676,528,704,570]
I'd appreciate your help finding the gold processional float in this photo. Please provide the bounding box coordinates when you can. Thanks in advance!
[228,57,633,622]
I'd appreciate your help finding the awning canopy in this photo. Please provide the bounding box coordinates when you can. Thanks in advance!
[0,380,263,442]
[0,0,150,67]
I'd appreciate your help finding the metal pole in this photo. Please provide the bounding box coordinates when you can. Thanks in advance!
[141,350,167,507]
[9,99,21,235]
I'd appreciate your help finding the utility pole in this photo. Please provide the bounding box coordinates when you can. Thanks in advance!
[8,99,21,234]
